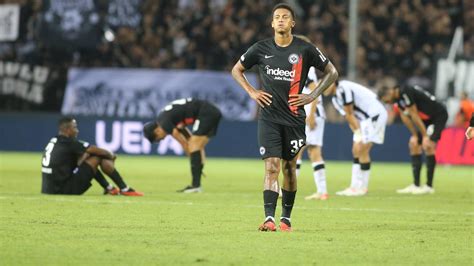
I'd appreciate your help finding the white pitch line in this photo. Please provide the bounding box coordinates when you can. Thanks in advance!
[0,195,472,217]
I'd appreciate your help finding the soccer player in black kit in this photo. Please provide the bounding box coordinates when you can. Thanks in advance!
[41,117,143,196]
[380,85,448,195]
[231,3,338,231]
[143,98,222,193]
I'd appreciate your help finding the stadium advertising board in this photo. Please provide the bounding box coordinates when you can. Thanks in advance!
[62,68,259,121]
[0,4,19,41]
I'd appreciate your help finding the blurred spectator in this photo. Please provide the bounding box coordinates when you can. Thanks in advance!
[1,0,469,113]
[454,91,474,128]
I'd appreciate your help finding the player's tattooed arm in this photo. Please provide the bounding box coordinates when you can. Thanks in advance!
[311,62,338,99]
[306,81,319,129]
[172,128,190,155]
[289,62,338,106]
[231,61,272,108]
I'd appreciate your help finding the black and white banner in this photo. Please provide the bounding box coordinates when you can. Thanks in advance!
[435,58,474,99]
[62,68,259,121]
[0,61,50,104]
[0,4,19,41]
[107,0,142,29]
[39,0,101,49]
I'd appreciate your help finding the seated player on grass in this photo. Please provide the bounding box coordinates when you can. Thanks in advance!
[41,117,143,196]
[143,98,222,193]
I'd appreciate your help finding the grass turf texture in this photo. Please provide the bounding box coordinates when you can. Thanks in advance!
[0,152,472,265]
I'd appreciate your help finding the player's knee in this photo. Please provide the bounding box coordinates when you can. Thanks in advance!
[265,159,280,177]
[84,156,101,169]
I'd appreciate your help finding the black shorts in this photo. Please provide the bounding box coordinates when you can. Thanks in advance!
[62,163,94,195]
[193,103,222,137]
[417,111,448,143]
[258,119,306,161]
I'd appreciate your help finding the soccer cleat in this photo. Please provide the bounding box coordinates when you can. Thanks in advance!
[103,187,120,195]
[177,185,202,193]
[336,187,364,196]
[304,193,329,200]
[396,184,419,194]
[412,185,435,195]
[258,219,277,232]
[120,188,144,196]
[279,218,292,232]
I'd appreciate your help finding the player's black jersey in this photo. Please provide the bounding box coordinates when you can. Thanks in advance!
[156,98,207,134]
[240,37,329,127]
[41,135,90,193]
[396,85,446,119]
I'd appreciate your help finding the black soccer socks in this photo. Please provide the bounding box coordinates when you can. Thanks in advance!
[281,189,296,219]
[263,190,279,218]
[109,169,127,190]
[411,155,422,186]
[190,151,203,187]
[426,155,436,187]
[93,171,110,189]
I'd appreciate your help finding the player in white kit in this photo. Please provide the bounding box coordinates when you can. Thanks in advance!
[293,66,329,200]
[324,80,387,196]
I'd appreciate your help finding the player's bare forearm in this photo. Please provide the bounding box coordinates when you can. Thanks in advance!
[231,62,256,95]
[178,127,192,140]
[345,114,360,131]
[172,129,190,155]
[288,63,337,107]
[400,113,417,136]
[407,106,427,136]
[309,62,338,100]
[86,145,115,160]
[231,61,272,107]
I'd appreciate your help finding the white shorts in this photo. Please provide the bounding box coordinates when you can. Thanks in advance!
[354,111,387,144]
[305,117,325,147]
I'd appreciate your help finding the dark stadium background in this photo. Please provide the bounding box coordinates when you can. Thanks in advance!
[0,0,473,164]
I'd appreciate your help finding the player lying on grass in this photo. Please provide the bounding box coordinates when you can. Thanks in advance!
[41,117,143,196]
[379,84,448,194]
[143,98,222,193]
[325,80,387,196]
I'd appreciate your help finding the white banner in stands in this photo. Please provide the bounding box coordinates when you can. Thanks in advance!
[62,68,259,121]
[0,4,19,41]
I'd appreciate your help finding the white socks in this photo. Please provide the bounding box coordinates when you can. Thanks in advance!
[350,163,361,189]
[296,159,302,177]
[312,161,327,194]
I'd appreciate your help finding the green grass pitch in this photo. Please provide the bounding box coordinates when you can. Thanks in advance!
[0,152,472,265]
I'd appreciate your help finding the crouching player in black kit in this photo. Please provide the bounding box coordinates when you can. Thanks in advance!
[380,85,448,194]
[231,3,338,231]
[41,117,143,196]
[143,98,222,193]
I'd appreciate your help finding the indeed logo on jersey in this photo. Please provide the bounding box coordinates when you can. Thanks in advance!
[265,65,294,81]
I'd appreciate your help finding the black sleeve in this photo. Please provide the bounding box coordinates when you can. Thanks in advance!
[71,139,90,155]
[239,43,260,69]
[470,114,474,127]
[401,88,416,107]
[157,113,175,134]
[307,45,329,72]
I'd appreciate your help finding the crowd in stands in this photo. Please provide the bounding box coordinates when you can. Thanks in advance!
[0,0,470,114]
